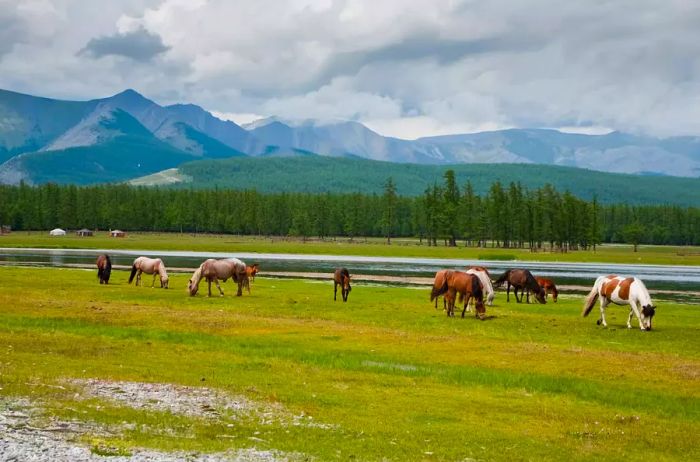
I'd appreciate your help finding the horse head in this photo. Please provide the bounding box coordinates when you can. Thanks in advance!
[551,286,558,303]
[536,287,547,304]
[344,275,352,292]
[161,275,169,289]
[641,305,656,331]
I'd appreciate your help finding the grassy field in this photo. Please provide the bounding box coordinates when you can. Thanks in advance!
[0,266,698,461]
[2,231,700,265]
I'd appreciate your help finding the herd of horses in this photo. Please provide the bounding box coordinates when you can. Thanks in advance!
[94,255,657,331]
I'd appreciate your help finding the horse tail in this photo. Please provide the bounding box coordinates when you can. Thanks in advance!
[493,269,511,287]
[430,271,450,302]
[582,276,603,317]
[128,264,137,284]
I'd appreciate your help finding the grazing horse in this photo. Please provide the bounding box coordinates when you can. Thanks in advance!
[96,254,111,284]
[466,266,495,307]
[188,258,248,297]
[582,275,656,330]
[535,277,559,302]
[431,270,485,319]
[333,268,352,302]
[129,256,169,288]
[494,269,546,304]
[243,263,259,294]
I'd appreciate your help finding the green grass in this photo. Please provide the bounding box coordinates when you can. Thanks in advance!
[0,266,698,461]
[2,231,700,265]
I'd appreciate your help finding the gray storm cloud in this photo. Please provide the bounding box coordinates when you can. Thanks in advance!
[81,28,169,62]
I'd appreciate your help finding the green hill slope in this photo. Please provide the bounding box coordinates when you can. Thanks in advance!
[170,155,700,205]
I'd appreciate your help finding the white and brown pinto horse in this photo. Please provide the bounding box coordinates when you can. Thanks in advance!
[583,275,656,330]
[128,256,169,288]
[188,258,248,297]
[466,266,495,307]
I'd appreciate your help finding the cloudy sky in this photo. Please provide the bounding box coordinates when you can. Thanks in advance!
[1,0,699,139]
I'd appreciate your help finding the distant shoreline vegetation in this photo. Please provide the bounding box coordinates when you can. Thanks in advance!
[1,172,698,248]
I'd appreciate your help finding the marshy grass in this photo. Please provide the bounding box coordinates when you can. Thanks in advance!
[0,266,698,460]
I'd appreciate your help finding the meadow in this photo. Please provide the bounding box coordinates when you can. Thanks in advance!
[0,266,698,461]
[2,231,700,265]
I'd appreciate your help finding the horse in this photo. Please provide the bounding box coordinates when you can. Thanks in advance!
[333,268,352,302]
[188,258,248,297]
[582,275,656,330]
[243,263,259,294]
[96,254,111,284]
[535,277,559,302]
[431,270,485,319]
[466,266,495,307]
[494,269,546,304]
[128,256,169,288]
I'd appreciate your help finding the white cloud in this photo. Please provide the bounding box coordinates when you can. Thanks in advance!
[1,0,700,138]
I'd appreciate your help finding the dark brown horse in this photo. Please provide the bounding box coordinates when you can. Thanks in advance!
[494,269,546,304]
[535,277,559,302]
[96,254,111,284]
[333,268,352,302]
[431,270,485,319]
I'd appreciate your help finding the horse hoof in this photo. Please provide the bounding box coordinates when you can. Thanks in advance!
[596,319,602,325]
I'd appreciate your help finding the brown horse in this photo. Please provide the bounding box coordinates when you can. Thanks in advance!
[243,263,259,293]
[494,269,546,304]
[535,277,559,302]
[96,254,111,284]
[333,268,352,302]
[431,270,485,319]
[188,258,248,297]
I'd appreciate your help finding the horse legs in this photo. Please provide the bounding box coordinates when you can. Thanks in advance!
[136,270,143,287]
[152,273,157,288]
[461,294,472,318]
[334,282,338,301]
[506,283,511,302]
[526,287,530,304]
[214,278,225,296]
[597,297,609,327]
[236,280,243,297]
[342,288,348,302]
[628,300,645,330]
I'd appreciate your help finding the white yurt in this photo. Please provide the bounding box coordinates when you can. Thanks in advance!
[49,228,66,236]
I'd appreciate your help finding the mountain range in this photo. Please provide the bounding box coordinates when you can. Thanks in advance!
[1,88,700,185]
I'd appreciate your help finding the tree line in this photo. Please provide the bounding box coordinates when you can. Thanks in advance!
[0,174,698,249]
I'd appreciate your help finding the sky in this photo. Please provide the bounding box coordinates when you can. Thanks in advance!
[1,0,699,139]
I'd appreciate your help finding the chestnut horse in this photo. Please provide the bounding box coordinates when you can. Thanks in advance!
[333,268,352,302]
[494,269,546,304]
[431,270,485,319]
[582,275,656,330]
[96,254,111,284]
[129,256,169,288]
[188,258,248,297]
[535,277,559,302]
[244,263,259,293]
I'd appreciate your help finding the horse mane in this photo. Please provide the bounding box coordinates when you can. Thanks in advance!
[525,271,541,292]
[493,269,511,287]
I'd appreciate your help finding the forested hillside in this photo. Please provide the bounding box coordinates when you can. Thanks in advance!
[173,156,700,206]
[2,175,698,248]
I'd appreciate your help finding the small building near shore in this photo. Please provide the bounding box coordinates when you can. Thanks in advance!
[49,228,66,236]
[109,229,126,238]
[76,228,94,237]
[0,225,10,235]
